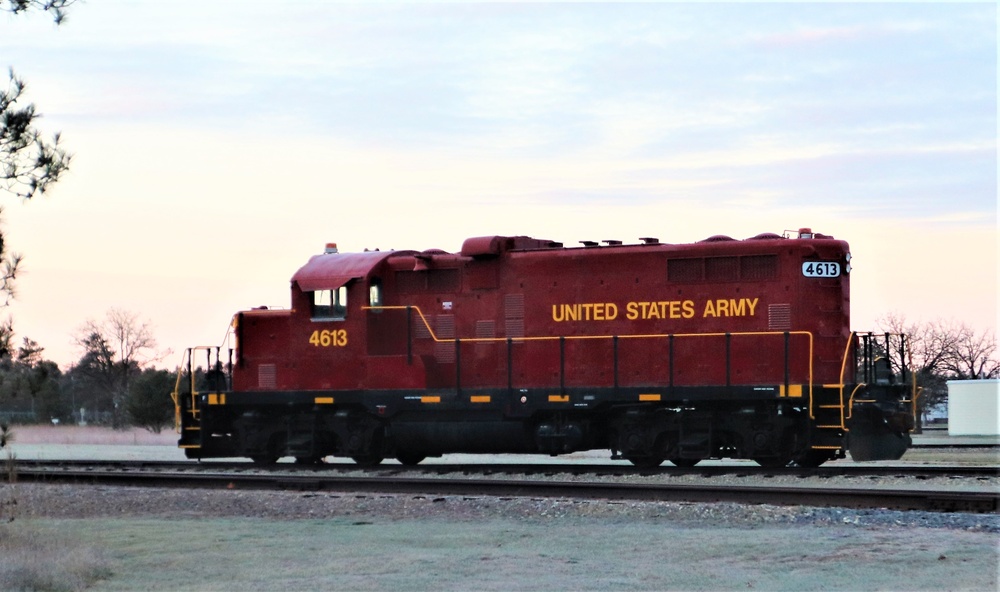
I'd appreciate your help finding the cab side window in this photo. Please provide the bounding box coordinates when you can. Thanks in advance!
[369,277,382,307]
[312,286,347,320]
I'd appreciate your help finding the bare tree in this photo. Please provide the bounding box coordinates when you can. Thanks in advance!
[877,313,961,376]
[944,326,999,379]
[877,314,1000,427]
[73,308,160,427]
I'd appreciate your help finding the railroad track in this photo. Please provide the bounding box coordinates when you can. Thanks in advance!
[10,462,998,514]
[911,443,1000,449]
[12,459,999,479]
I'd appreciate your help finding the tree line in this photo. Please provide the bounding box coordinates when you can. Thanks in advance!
[0,308,177,432]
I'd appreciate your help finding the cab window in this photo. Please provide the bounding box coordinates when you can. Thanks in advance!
[311,286,347,320]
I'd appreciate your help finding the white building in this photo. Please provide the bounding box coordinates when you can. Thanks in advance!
[946,379,1000,436]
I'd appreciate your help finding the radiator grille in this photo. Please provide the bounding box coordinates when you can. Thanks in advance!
[741,254,778,280]
[505,294,525,338]
[434,314,456,363]
[768,303,792,330]
[257,364,277,389]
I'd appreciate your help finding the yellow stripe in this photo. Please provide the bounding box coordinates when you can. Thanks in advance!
[179,444,201,449]
[548,394,570,403]
[470,395,491,403]
[421,396,441,404]
[314,397,335,404]
[780,384,803,398]
[639,393,661,402]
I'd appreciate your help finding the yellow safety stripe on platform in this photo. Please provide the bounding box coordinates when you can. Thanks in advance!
[208,393,226,405]
[639,393,661,402]
[314,397,334,404]
[421,396,441,404]
[548,394,570,403]
[470,395,491,403]
[779,384,803,398]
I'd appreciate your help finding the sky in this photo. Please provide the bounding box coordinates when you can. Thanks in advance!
[0,1,996,369]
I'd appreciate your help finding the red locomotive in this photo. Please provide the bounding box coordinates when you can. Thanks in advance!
[173,228,915,467]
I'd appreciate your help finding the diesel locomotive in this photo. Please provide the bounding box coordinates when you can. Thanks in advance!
[173,228,915,467]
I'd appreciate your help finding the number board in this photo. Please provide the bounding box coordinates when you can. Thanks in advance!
[801,262,840,278]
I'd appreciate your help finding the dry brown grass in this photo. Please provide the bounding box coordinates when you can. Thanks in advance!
[9,425,176,446]
[0,520,112,591]
[0,425,116,590]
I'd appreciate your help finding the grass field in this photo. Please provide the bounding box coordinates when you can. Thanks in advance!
[3,515,997,591]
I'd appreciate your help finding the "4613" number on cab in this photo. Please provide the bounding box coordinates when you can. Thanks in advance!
[309,329,348,347]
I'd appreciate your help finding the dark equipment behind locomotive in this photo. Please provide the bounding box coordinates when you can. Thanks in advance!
[173,228,915,467]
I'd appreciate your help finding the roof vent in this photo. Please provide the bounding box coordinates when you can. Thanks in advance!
[324,243,339,254]
[639,237,659,245]
[798,228,814,239]
[580,240,599,247]
[602,240,622,246]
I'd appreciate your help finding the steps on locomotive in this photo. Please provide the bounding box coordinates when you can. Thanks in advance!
[810,387,847,451]
[178,425,201,449]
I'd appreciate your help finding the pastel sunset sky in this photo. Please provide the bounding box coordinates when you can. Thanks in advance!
[1,1,995,368]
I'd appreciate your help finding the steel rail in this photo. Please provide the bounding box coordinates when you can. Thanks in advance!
[12,468,998,514]
[11,459,1000,479]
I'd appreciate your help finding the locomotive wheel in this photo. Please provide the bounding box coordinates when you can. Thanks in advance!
[351,453,385,467]
[250,455,279,466]
[625,455,664,468]
[396,454,426,466]
[668,458,700,468]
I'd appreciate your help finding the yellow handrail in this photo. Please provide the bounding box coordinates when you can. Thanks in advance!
[170,348,189,433]
[171,346,219,433]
